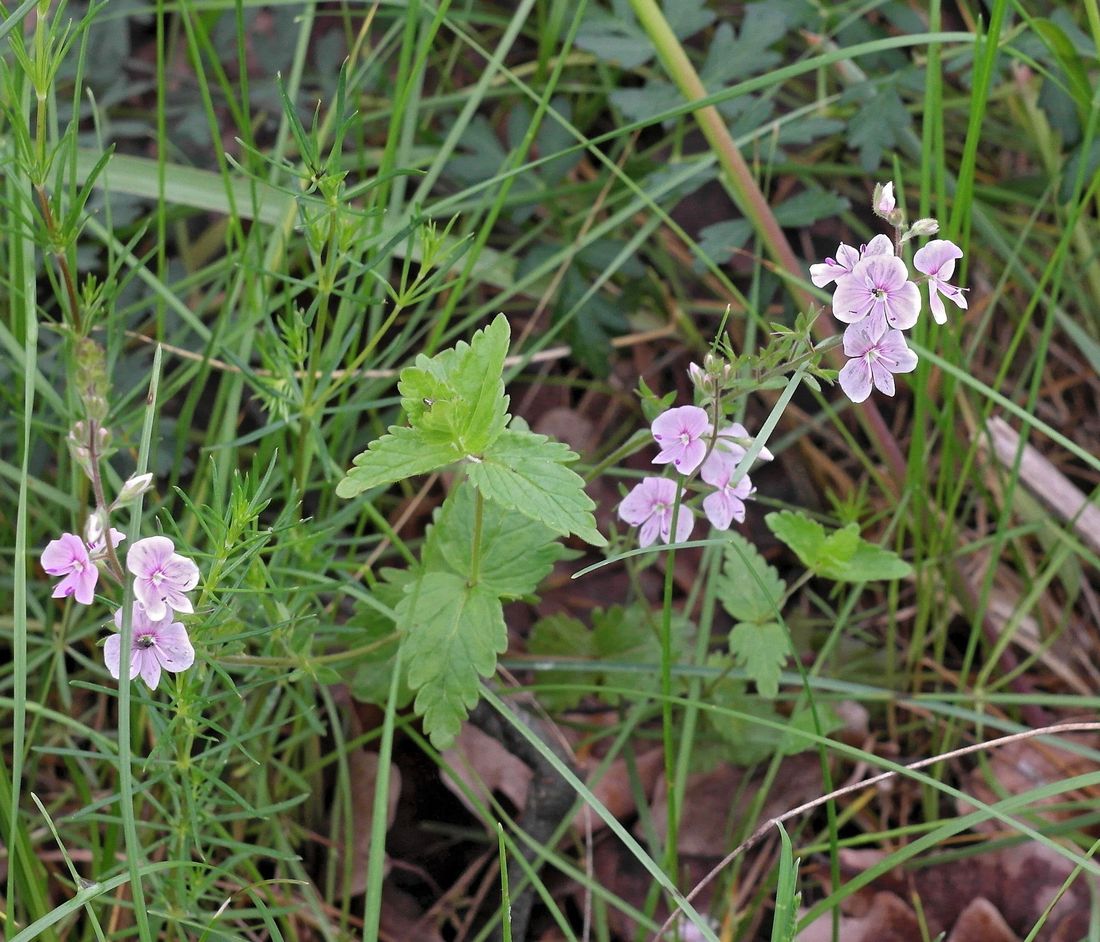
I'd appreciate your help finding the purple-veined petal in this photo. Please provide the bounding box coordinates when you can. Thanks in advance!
[884,279,921,330]
[155,622,196,672]
[104,634,122,680]
[126,535,175,577]
[870,360,897,396]
[137,649,161,690]
[638,515,661,547]
[161,554,200,592]
[841,320,876,358]
[839,358,873,403]
[913,239,963,278]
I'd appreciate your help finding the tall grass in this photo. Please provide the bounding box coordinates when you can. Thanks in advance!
[2,1,1098,940]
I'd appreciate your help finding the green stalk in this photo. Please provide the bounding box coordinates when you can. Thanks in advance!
[116,345,163,941]
[361,644,404,942]
[658,475,688,885]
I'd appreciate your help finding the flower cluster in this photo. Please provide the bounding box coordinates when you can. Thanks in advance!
[41,517,199,690]
[814,184,966,403]
[619,399,772,547]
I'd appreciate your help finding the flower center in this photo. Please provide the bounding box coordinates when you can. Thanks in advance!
[151,569,164,587]
[136,633,156,649]
[872,287,887,302]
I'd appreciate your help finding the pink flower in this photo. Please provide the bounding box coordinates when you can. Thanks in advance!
[699,423,774,482]
[105,603,195,690]
[618,477,694,547]
[41,533,99,605]
[809,234,893,288]
[700,451,754,531]
[832,254,920,331]
[913,239,967,324]
[88,527,125,558]
[651,406,711,475]
[126,536,200,621]
[838,320,919,403]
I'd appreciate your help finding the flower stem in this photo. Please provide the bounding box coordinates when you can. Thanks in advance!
[659,476,688,884]
[85,419,124,582]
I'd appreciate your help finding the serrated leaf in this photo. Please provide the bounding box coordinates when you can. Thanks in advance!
[336,426,463,498]
[773,188,850,228]
[845,83,911,171]
[400,572,505,748]
[593,604,691,701]
[821,540,912,582]
[575,1,653,69]
[576,0,713,69]
[398,313,511,452]
[468,428,606,546]
[818,523,860,572]
[765,510,827,570]
[728,621,788,699]
[703,667,789,765]
[719,531,786,624]
[767,511,912,582]
[347,621,415,708]
[526,614,599,710]
[777,704,840,756]
[423,482,565,598]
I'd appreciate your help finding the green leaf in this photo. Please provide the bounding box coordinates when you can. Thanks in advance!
[844,82,911,171]
[702,669,789,765]
[576,0,712,69]
[398,313,511,453]
[766,511,911,582]
[526,605,690,710]
[728,621,788,699]
[1034,18,1093,126]
[771,824,801,942]
[336,425,463,498]
[773,188,850,228]
[593,605,691,702]
[423,482,566,598]
[400,572,506,749]
[468,428,606,546]
[823,539,912,582]
[718,531,786,624]
[526,614,599,711]
[765,510,828,570]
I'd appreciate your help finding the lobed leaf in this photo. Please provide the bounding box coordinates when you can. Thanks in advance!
[400,572,506,749]
[728,621,788,699]
[468,428,606,546]
[335,426,463,497]
[398,313,510,452]
[718,531,787,624]
[423,482,566,599]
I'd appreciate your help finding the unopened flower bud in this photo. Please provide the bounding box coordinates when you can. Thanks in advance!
[873,182,895,216]
[114,472,153,507]
[902,217,940,242]
[84,510,107,549]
